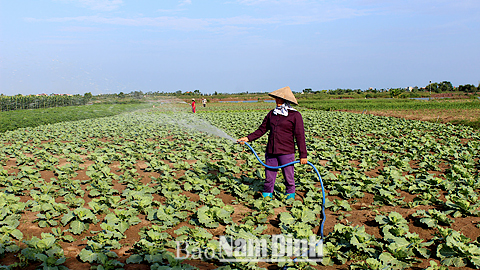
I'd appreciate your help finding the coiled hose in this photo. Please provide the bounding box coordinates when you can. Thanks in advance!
[241,142,326,261]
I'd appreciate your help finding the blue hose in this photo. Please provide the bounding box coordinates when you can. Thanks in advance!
[241,142,326,241]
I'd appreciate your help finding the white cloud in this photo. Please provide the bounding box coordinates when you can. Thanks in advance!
[352,0,480,15]
[212,15,280,25]
[179,0,192,6]
[26,14,302,31]
[64,0,123,11]
[59,26,104,32]
[236,0,269,4]
[233,0,371,23]
[25,10,368,33]
[26,1,373,33]
[157,8,184,14]
[27,15,210,31]
[236,0,311,6]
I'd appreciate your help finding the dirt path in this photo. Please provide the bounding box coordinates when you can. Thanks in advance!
[341,109,480,125]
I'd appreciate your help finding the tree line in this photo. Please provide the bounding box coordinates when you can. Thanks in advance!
[0,94,91,112]
[302,81,479,95]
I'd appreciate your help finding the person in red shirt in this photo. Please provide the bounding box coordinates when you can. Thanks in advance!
[237,86,307,200]
[191,99,196,113]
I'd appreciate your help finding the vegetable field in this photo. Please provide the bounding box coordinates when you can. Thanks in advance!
[300,98,480,111]
[0,103,152,133]
[1,103,480,269]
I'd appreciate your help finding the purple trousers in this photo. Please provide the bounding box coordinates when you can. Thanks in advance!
[264,153,295,194]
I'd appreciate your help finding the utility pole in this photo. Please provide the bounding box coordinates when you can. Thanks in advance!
[429,80,431,95]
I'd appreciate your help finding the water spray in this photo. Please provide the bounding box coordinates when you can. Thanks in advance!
[152,101,237,142]
[240,142,326,263]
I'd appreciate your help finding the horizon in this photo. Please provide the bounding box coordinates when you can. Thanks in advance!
[2,84,471,97]
[1,1,479,96]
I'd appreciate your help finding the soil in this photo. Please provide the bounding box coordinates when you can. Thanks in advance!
[341,108,480,125]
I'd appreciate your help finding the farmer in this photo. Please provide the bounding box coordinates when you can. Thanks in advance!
[191,99,196,113]
[237,86,307,200]
[202,98,207,107]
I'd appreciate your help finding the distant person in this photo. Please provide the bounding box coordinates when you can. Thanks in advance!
[191,99,196,113]
[237,86,307,200]
[202,98,207,107]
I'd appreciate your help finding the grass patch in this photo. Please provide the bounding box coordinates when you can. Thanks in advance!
[300,98,480,111]
[0,103,151,132]
[451,119,480,130]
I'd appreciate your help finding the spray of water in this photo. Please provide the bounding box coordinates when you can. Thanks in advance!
[152,98,237,142]
[169,114,236,142]
[186,117,236,142]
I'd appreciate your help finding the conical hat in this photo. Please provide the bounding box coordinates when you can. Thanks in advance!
[268,86,298,105]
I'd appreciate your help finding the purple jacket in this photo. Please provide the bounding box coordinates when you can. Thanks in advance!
[247,110,307,158]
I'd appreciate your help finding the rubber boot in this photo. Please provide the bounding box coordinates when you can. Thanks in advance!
[262,192,273,198]
[286,193,295,200]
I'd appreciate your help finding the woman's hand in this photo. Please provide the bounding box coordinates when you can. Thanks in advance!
[300,158,308,164]
[237,137,249,145]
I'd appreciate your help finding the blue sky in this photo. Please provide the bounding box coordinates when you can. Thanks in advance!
[1,0,479,95]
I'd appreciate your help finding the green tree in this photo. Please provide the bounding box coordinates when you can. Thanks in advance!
[438,81,453,92]
[303,88,312,93]
[389,88,404,98]
[458,84,476,92]
[84,92,93,100]
[131,91,144,99]
[425,82,439,93]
